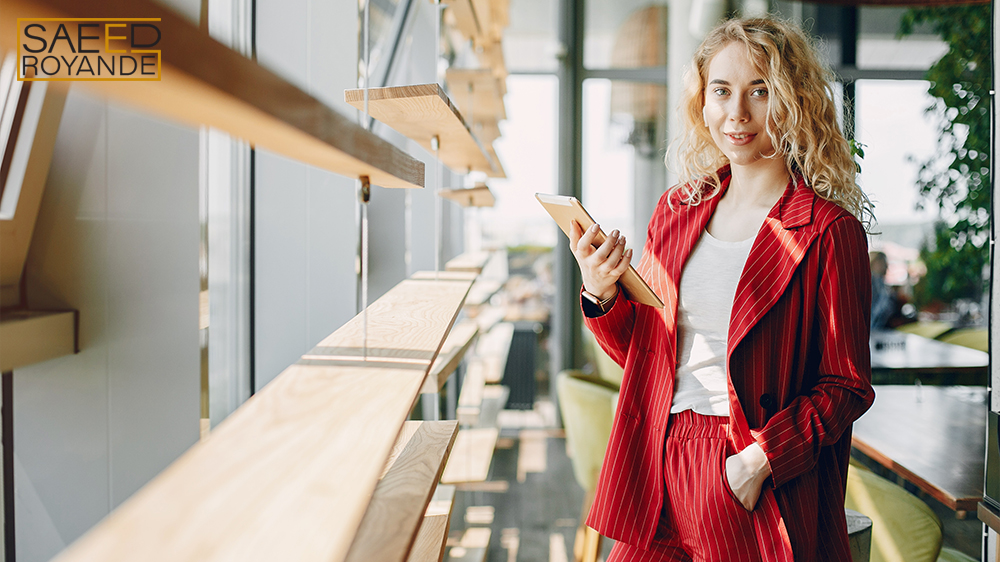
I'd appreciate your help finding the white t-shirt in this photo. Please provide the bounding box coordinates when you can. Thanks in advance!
[670,230,754,417]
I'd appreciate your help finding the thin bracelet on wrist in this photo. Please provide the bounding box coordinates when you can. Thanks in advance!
[582,287,618,313]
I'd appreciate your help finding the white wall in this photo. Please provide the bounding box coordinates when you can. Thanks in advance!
[251,0,361,391]
[17,93,201,561]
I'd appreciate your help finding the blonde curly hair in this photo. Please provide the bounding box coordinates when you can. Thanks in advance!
[670,16,873,226]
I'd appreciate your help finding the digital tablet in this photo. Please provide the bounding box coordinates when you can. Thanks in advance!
[535,193,664,309]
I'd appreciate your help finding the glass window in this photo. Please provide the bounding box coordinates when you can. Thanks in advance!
[505,0,559,72]
[584,0,668,70]
[360,0,407,86]
[482,75,559,248]
[582,79,668,261]
[855,79,938,228]
[857,7,947,70]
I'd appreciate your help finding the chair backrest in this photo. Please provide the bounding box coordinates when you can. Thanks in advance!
[556,371,618,491]
[843,466,943,562]
[937,328,987,352]
[582,328,624,388]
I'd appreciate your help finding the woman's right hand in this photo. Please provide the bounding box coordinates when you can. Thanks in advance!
[568,219,633,301]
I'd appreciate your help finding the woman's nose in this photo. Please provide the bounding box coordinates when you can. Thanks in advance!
[728,99,750,121]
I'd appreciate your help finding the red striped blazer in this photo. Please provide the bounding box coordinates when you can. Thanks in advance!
[583,166,874,561]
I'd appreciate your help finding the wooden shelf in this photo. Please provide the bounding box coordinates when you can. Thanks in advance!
[410,271,478,282]
[441,0,479,44]
[345,84,495,175]
[465,279,503,306]
[441,428,499,484]
[445,251,491,274]
[477,322,514,384]
[457,360,487,425]
[406,485,456,562]
[439,0,508,49]
[344,420,459,562]
[484,144,506,178]
[1,0,424,190]
[424,321,480,394]
[475,42,507,77]
[447,528,491,562]
[472,121,502,145]
[445,69,507,123]
[0,310,77,371]
[439,184,496,208]
[53,277,473,562]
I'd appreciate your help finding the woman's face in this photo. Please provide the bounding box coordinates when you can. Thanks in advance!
[702,42,777,169]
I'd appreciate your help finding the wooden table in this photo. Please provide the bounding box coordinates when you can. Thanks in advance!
[851,385,986,513]
[869,330,988,385]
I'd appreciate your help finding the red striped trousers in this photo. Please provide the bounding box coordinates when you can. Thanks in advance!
[607,410,762,562]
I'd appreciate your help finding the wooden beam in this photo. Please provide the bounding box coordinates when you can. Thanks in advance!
[438,184,495,208]
[476,323,514,384]
[441,428,498,484]
[0,309,76,371]
[0,0,424,189]
[405,485,455,562]
[53,277,473,562]
[345,84,494,175]
[344,420,459,562]
[423,321,479,394]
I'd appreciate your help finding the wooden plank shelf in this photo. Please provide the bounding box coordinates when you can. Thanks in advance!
[441,428,499,484]
[53,276,473,562]
[411,271,479,282]
[345,84,495,175]
[0,309,77,371]
[445,69,507,123]
[471,306,506,334]
[445,251,491,274]
[423,321,480,394]
[477,322,514,384]
[464,279,504,307]
[440,0,480,44]
[344,420,459,562]
[406,485,456,562]
[457,360,487,426]
[472,121,502,145]
[447,527,491,562]
[475,385,509,430]
[1,0,425,190]
[439,184,496,208]
[484,144,506,179]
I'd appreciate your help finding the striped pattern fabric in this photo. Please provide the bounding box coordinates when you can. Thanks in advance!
[606,410,761,562]
[583,166,874,561]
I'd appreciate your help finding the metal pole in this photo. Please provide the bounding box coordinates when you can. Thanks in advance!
[552,0,585,384]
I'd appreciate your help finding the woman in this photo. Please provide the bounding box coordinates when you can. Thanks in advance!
[568,17,874,562]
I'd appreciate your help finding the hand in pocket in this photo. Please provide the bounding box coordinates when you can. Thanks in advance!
[724,443,771,511]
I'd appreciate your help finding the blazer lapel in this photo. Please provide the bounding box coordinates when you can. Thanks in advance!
[726,175,819,449]
[727,175,819,361]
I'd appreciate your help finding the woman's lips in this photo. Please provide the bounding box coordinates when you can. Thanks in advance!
[726,132,756,146]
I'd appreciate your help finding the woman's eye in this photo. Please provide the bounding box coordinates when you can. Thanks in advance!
[713,87,729,96]
[751,88,768,97]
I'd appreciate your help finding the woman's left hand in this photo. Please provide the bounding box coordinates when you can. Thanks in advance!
[725,443,772,510]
